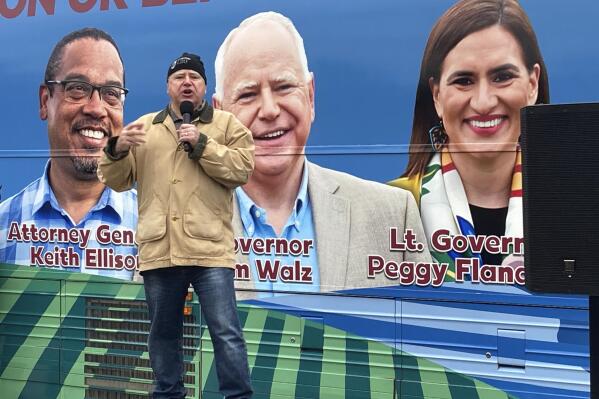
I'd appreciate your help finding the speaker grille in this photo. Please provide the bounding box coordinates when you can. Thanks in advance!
[521,102,599,295]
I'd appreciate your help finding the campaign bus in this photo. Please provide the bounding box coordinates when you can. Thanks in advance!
[0,1,594,398]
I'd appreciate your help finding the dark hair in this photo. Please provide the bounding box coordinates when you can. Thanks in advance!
[403,0,549,177]
[44,27,125,89]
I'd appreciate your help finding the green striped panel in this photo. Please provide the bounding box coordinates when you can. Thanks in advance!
[318,324,347,397]
[201,306,517,399]
[1,268,153,399]
[400,352,514,399]
[0,268,520,399]
[264,313,301,398]
[345,332,371,398]
[367,339,395,396]
[0,278,61,395]
[293,317,324,398]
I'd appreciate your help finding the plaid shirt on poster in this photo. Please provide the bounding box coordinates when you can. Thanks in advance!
[0,161,138,280]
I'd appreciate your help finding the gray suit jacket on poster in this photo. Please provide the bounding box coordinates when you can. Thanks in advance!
[233,161,431,299]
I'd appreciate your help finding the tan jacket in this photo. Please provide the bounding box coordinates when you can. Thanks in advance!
[98,104,254,272]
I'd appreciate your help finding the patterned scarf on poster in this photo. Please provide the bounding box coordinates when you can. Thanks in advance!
[419,148,523,280]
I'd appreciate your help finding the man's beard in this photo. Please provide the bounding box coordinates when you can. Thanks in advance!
[71,156,99,181]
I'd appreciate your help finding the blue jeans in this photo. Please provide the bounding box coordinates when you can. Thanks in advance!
[143,266,252,399]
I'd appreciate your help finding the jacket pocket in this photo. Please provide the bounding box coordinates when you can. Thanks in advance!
[136,195,167,243]
[183,191,224,241]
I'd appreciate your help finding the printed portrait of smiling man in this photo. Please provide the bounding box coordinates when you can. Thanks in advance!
[41,34,124,183]
[213,12,431,297]
[0,28,138,280]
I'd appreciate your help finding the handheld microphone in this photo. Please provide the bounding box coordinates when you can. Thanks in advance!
[179,101,194,152]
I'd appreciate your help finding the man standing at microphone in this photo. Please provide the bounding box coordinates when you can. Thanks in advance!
[98,53,254,399]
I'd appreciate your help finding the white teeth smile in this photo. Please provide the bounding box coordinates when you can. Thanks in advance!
[260,130,286,139]
[79,129,105,139]
[469,118,503,128]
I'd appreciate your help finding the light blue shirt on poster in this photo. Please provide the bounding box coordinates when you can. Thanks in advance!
[236,163,319,298]
[0,161,138,280]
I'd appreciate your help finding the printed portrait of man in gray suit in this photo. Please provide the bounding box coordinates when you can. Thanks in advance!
[212,12,431,298]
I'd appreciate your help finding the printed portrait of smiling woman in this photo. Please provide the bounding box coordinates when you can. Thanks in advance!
[390,0,549,271]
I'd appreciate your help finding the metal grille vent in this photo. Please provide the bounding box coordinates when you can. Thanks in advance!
[84,298,199,398]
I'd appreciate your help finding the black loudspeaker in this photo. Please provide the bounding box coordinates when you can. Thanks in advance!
[521,102,599,296]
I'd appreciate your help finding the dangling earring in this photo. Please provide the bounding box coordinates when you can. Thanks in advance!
[428,120,448,152]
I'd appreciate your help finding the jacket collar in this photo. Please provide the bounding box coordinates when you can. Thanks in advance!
[152,101,214,125]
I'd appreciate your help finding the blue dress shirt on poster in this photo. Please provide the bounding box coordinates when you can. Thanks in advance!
[235,165,320,297]
[0,162,138,280]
